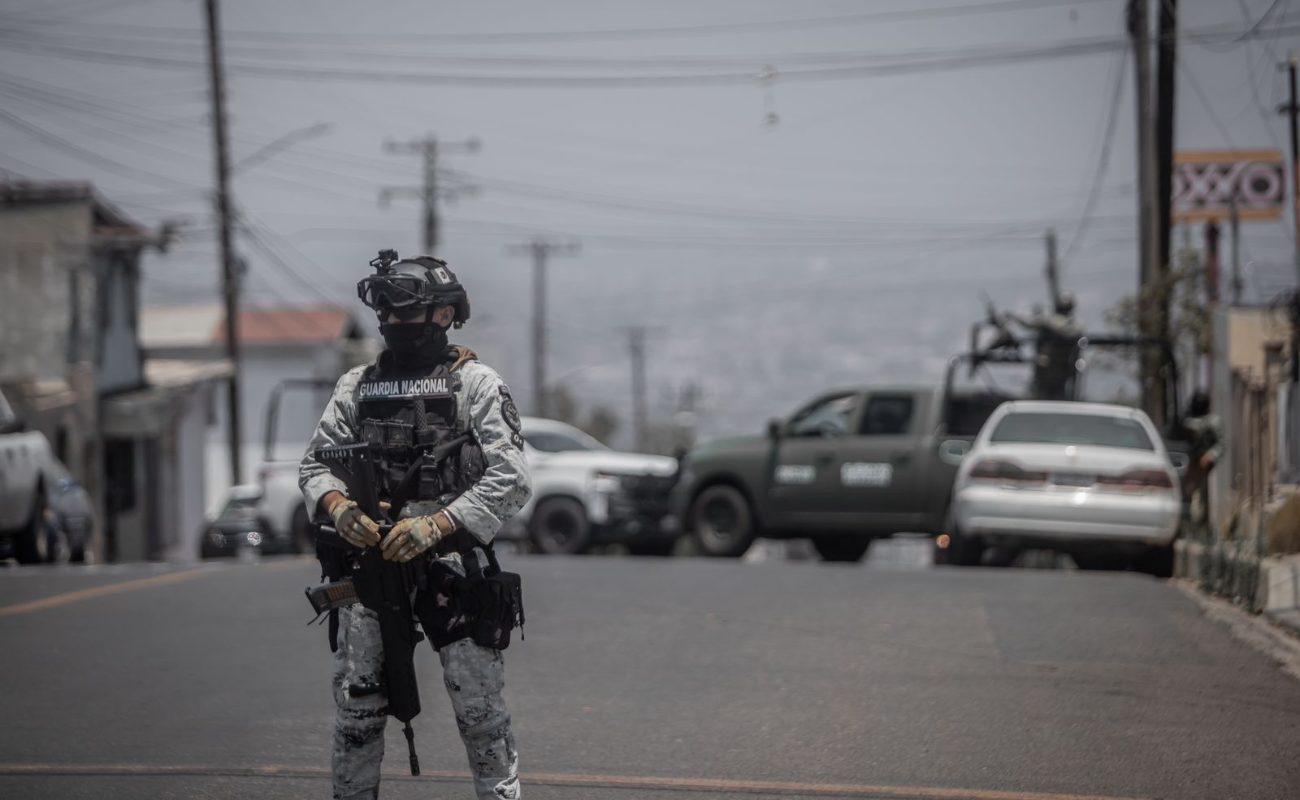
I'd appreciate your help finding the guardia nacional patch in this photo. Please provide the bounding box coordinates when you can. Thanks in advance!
[356,375,454,402]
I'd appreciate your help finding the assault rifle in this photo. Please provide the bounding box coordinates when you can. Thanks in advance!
[309,441,424,776]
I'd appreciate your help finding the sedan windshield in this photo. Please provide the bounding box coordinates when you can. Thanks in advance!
[990,412,1154,451]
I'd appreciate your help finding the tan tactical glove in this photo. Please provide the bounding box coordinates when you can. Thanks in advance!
[325,495,380,548]
[381,510,457,563]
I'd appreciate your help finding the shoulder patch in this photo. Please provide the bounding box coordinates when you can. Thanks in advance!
[498,384,523,434]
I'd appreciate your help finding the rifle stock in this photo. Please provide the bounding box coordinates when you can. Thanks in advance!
[311,441,423,776]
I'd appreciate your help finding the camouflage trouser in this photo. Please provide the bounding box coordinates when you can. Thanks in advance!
[332,604,521,800]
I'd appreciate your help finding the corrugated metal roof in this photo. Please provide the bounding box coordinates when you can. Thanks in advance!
[140,304,357,347]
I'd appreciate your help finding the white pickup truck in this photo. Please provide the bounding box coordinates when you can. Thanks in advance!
[507,416,680,556]
[0,388,62,562]
[252,379,681,557]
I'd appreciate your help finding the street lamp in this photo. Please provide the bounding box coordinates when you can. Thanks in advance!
[232,121,333,176]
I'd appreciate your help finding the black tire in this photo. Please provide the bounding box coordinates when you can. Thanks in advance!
[529,497,593,555]
[291,505,314,555]
[1136,544,1174,578]
[811,535,871,563]
[627,540,676,557]
[14,488,51,565]
[689,485,756,558]
[948,529,985,567]
[1073,551,1127,571]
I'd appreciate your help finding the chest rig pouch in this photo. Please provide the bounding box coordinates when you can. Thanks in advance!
[354,362,487,503]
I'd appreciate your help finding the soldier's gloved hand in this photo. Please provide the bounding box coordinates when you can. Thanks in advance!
[326,496,381,548]
[381,511,457,562]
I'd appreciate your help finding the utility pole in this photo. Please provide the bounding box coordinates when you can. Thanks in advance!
[1230,195,1243,306]
[627,327,648,452]
[380,135,480,255]
[1130,0,1165,428]
[1282,55,1300,381]
[204,0,242,484]
[507,238,579,417]
[1155,0,1177,279]
[1044,228,1060,305]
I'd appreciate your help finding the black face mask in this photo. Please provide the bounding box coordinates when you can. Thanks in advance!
[379,319,449,366]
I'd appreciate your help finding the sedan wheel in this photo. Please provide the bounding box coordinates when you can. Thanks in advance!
[689,485,756,558]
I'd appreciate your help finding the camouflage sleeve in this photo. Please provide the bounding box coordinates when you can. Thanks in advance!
[1205,416,1225,463]
[298,367,366,516]
[445,364,532,544]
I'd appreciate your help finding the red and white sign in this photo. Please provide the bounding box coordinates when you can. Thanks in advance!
[1172,150,1285,222]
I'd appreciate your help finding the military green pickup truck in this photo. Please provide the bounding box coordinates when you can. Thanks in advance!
[672,385,1008,561]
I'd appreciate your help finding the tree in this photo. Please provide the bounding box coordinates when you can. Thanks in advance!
[1098,246,1210,399]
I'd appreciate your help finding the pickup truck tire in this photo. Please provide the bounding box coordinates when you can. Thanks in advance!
[811,535,871,563]
[14,488,50,565]
[530,497,593,555]
[689,485,755,558]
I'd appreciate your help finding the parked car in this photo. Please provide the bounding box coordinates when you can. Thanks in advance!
[673,385,1009,562]
[504,416,680,555]
[200,484,280,559]
[0,387,87,564]
[945,400,1181,574]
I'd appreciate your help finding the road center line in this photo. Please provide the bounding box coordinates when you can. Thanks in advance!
[0,763,1153,800]
[0,569,210,618]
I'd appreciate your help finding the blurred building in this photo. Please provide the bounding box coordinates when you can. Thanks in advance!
[140,304,374,504]
[1209,305,1295,536]
[0,181,227,562]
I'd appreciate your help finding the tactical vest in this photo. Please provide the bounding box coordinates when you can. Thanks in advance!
[354,360,486,504]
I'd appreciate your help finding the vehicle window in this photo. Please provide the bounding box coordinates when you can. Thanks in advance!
[788,394,859,438]
[860,396,914,436]
[524,431,597,453]
[945,395,1007,437]
[990,412,1154,450]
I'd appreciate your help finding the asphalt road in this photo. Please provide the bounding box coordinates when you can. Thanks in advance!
[1,543,1298,800]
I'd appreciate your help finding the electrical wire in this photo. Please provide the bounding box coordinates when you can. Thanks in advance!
[26,0,1118,45]
[1062,46,1130,266]
[0,107,199,190]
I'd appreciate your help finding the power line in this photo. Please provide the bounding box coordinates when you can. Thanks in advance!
[24,0,1117,45]
[10,24,1294,89]
[1062,46,1130,266]
[0,107,199,190]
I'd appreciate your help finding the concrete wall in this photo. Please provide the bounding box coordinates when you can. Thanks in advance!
[0,202,94,383]
[165,385,211,562]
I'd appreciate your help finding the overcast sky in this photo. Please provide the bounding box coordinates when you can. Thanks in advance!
[2,0,1296,445]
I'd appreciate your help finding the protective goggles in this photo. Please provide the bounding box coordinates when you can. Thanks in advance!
[357,274,429,311]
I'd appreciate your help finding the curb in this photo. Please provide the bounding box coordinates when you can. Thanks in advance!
[1173,580,1300,683]
[1258,554,1300,634]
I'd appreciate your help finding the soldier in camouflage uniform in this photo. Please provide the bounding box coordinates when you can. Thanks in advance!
[1006,292,1083,401]
[300,252,531,800]
[1182,390,1223,539]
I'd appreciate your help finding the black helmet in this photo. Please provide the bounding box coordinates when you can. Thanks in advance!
[357,249,471,327]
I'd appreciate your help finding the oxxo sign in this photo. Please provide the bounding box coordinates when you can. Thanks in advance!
[1172,150,1285,222]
